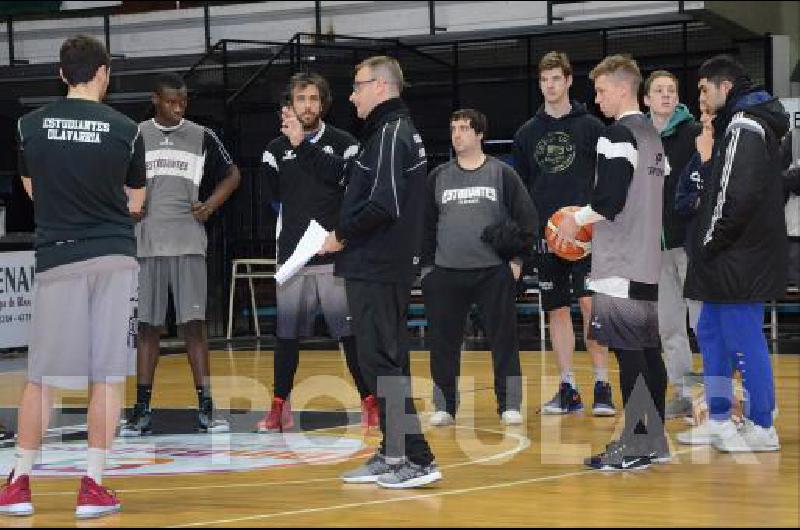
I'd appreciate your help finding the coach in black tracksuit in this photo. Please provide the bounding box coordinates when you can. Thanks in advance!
[287,57,439,487]
[423,109,537,424]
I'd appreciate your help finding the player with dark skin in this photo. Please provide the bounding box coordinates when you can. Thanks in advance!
[135,83,241,414]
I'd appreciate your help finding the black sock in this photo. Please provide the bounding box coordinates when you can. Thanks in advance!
[341,335,370,399]
[642,346,667,439]
[614,349,649,443]
[137,385,153,409]
[274,338,300,400]
[196,385,212,410]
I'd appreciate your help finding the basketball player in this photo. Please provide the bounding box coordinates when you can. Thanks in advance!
[120,73,241,437]
[643,70,702,419]
[513,51,615,416]
[681,55,788,452]
[423,109,536,427]
[259,72,377,432]
[0,425,13,449]
[556,55,668,470]
[1,35,144,518]
[779,129,800,288]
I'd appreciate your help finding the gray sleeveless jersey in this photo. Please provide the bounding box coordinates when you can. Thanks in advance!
[591,113,665,286]
[136,119,207,257]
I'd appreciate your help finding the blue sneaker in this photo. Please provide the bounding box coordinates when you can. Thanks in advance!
[542,382,583,415]
[592,381,616,417]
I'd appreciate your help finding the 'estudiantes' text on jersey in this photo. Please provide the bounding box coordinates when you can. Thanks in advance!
[17,98,145,272]
[136,118,233,257]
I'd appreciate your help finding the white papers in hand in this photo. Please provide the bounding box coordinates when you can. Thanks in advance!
[274,220,329,285]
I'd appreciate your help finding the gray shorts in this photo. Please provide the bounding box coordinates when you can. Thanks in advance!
[138,255,206,326]
[588,292,661,351]
[277,264,352,339]
[28,256,138,390]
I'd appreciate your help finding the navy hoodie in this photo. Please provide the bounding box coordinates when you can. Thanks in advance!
[513,101,605,229]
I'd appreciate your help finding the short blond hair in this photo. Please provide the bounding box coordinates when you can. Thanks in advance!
[355,55,405,92]
[538,51,572,77]
[590,54,642,93]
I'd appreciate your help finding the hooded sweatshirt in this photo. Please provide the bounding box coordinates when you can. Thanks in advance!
[650,104,702,249]
[513,101,605,229]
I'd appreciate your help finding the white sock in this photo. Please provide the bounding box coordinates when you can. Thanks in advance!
[13,448,38,482]
[594,367,609,384]
[86,448,107,485]
[561,371,576,387]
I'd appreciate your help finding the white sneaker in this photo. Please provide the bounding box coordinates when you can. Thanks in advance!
[713,420,780,453]
[429,411,455,427]
[501,410,523,425]
[676,419,730,446]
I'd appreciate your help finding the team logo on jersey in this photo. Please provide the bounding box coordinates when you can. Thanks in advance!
[283,150,296,161]
[159,137,174,147]
[441,186,497,205]
[0,433,367,477]
[534,131,576,173]
[322,145,334,154]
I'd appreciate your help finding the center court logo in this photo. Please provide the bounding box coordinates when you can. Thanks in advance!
[0,433,368,477]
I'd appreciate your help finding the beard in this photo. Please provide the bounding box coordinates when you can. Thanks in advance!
[297,112,321,131]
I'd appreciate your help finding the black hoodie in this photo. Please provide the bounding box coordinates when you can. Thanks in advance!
[513,101,605,228]
[684,81,790,302]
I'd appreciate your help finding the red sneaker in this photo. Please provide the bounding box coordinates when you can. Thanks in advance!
[75,476,120,519]
[256,397,294,432]
[0,472,33,516]
[361,395,380,430]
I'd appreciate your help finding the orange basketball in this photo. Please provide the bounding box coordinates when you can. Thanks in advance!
[544,206,593,261]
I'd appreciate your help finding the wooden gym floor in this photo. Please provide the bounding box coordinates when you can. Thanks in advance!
[0,347,797,527]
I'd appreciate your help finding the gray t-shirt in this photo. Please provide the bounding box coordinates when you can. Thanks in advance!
[136,118,232,257]
[424,156,536,269]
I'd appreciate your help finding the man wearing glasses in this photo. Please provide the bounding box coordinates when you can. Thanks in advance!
[281,56,439,489]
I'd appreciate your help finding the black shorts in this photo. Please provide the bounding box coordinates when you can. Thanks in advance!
[537,252,591,311]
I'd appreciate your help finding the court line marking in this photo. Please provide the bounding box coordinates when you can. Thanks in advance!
[168,471,596,528]
[168,448,710,528]
[30,425,529,497]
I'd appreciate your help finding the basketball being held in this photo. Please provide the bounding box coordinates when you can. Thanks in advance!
[545,206,592,261]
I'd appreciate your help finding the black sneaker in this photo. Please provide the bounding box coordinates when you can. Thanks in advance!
[197,400,230,434]
[0,425,15,448]
[585,439,652,471]
[119,404,152,437]
[542,382,583,415]
[591,381,616,417]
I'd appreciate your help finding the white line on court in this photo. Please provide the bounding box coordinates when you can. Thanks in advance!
[167,447,707,528]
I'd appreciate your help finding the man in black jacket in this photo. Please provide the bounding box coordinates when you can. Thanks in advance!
[682,55,789,453]
[282,56,439,488]
[643,70,703,419]
[779,130,800,287]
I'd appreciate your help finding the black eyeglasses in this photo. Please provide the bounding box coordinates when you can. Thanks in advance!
[352,78,377,92]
